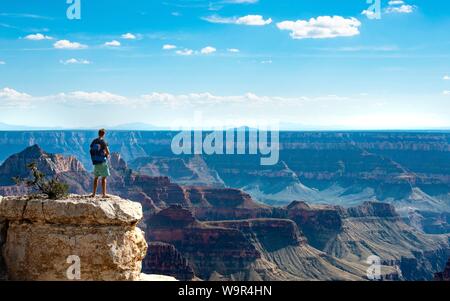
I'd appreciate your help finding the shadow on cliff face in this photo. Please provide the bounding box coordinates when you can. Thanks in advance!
[207,218,306,253]
[146,206,261,280]
[142,241,194,281]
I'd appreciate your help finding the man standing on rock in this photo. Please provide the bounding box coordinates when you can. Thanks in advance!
[90,129,110,198]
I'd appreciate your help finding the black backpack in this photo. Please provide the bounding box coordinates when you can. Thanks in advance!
[90,139,107,165]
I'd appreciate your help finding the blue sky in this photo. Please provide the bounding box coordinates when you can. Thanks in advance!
[0,0,449,129]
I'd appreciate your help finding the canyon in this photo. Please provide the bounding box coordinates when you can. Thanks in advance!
[1,131,449,213]
[0,142,449,280]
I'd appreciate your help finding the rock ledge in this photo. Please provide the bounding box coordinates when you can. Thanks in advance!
[0,194,147,281]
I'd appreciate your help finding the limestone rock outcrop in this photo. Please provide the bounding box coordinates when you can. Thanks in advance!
[286,201,344,250]
[0,194,147,281]
[346,201,399,218]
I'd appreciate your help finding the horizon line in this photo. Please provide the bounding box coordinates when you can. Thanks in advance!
[1,128,450,133]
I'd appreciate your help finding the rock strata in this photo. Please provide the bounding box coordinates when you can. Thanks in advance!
[0,194,147,281]
[142,242,194,281]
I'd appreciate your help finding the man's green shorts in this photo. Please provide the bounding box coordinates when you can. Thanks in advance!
[93,162,110,178]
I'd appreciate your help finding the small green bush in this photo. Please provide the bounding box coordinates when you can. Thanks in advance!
[13,162,69,200]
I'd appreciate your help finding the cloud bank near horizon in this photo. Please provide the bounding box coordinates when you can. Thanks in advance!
[0,87,447,130]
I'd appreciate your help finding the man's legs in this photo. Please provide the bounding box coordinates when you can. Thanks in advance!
[101,177,108,197]
[91,176,99,197]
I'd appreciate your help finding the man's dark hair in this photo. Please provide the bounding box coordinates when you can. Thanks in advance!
[98,128,106,137]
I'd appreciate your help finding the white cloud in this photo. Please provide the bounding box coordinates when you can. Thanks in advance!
[0,88,355,114]
[361,9,378,19]
[104,40,121,47]
[386,4,415,14]
[9,89,434,130]
[53,40,87,49]
[223,0,258,3]
[0,87,31,100]
[235,15,272,25]
[277,16,361,40]
[176,49,194,56]
[203,14,272,26]
[60,58,91,65]
[443,75,450,80]
[24,33,53,40]
[121,33,136,40]
[388,0,404,5]
[382,1,416,15]
[139,92,310,108]
[2,88,448,130]
[0,88,127,107]
[0,88,303,110]
[201,46,217,55]
[443,91,450,95]
[173,47,217,56]
[0,88,304,108]
[55,91,127,104]
[227,48,240,53]
[0,88,350,108]
[0,87,32,107]
[163,44,177,50]
[0,61,5,65]
[261,60,272,64]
